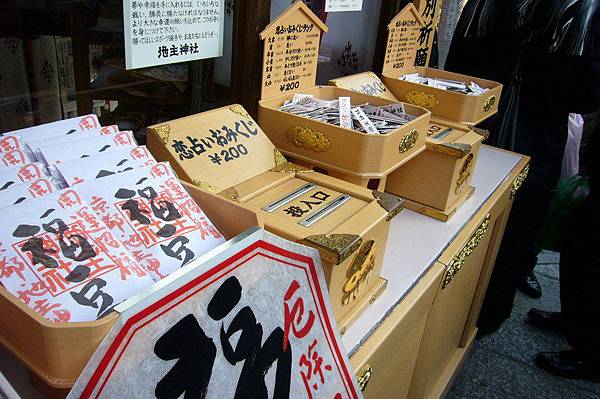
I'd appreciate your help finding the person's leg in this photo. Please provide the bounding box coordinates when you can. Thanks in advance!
[478,53,570,333]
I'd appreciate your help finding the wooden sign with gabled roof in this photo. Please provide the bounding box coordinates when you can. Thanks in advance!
[382,3,425,74]
[259,1,328,100]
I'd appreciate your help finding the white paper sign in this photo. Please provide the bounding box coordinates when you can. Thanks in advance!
[123,0,225,70]
[2,114,100,142]
[339,97,353,128]
[68,230,363,399]
[0,163,47,191]
[325,0,363,12]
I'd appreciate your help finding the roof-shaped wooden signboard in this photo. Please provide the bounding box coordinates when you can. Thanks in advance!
[382,3,426,74]
[147,105,277,193]
[259,1,328,100]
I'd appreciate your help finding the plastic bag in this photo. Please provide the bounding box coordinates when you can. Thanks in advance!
[561,113,584,179]
[538,174,590,252]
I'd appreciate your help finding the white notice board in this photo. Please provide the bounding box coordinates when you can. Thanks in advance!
[123,0,225,70]
[325,0,363,12]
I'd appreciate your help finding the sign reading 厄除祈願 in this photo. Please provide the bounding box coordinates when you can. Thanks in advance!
[67,229,364,399]
[123,0,225,69]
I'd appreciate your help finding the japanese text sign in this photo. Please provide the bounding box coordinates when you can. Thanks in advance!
[123,0,225,69]
[413,0,443,66]
[68,229,363,399]
[259,2,328,100]
[383,4,425,73]
[147,105,277,192]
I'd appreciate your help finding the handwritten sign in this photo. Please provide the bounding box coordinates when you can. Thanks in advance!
[67,229,363,399]
[325,0,363,12]
[383,4,425,73]
[259,2,328,100]
[123,0,225,69]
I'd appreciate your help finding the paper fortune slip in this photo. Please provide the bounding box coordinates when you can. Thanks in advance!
[38,131,138,166]
[0,163,47,191]
[0,193,155,322]
[2,114,101,142]
[72,162,225,280]
[0,177,59,209]
[26,125,121,162]
[51,146,156,187]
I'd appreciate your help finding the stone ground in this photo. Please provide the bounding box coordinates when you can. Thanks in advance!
[447,251,600,399]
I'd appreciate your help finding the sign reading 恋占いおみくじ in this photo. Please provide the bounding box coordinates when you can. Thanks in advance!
[67,229,363,399]
[123,0,225,70]
[325,0,363,12]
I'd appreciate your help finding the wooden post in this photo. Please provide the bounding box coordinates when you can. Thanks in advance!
[372,0,406,75]
[70,4,93,115]
[231,0,271,118]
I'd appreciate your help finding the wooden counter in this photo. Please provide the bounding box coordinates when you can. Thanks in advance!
[0,145,528,399]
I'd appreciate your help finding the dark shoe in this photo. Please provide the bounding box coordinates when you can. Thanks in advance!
[527,308,566,334]
[535,350,600,381]
[518,272,542,298]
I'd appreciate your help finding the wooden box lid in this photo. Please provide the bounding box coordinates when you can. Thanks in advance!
[147,105,281,192]
[259,1,328,101]
[382,4,426,75]
[328,72,399,101]
[426,119,486,158]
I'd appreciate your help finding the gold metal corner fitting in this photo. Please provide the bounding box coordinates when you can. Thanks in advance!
[270,149,312,173]
[193,180,239,202]
[372,190,405,221]
[301,234,362,265]
[443,214,491,288]
[229,104,251,119]
[343,240,376,305]
[472,127,490,141]
[511,164,530,199]
[430,142,472,158]
[152,125,171,144]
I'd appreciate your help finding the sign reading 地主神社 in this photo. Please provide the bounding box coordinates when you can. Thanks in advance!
[68,229,363,399]
[123,0,225,70]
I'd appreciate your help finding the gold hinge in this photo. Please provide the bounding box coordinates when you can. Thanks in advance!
[372,191,405,221]
[343,240,376,305]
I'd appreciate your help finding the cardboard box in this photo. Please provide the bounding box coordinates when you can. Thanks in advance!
[0,186,259,391]
[385,119,486,221]
[256,2,430,189]
[147,105,405,332]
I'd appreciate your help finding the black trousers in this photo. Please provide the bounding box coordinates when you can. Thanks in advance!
[561,132,600,360]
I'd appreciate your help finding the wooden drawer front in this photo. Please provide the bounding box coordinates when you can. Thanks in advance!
[351,264,443,399]
[408,212,498,399]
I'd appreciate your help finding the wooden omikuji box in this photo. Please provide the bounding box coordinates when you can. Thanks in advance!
[147,105,405,333]
[380,4,503,126]
[0,187,259,393]
[256,2,430,190]
[385,119,487,221]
